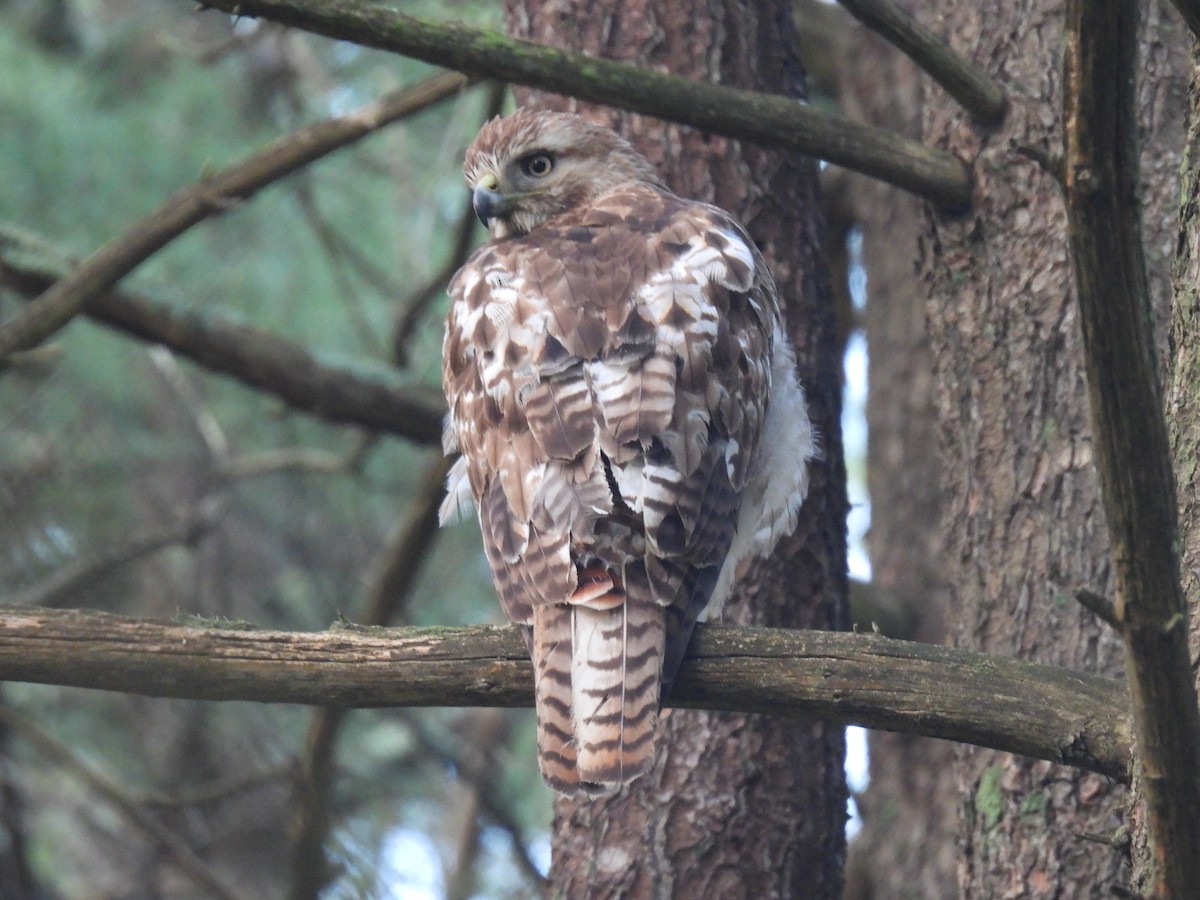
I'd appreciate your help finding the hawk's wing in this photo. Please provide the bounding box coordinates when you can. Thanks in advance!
[441,185,792,791]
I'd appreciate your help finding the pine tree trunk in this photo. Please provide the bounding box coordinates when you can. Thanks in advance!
[921,2,1189,895]
[504,1,849,895]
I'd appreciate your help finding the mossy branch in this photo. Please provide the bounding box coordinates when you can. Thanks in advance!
[837,0,1007,124]
[0,608,1130,782]
[191,0,972,209]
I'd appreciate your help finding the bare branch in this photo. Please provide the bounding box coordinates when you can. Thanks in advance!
[190,0,972,209]
[1075,589,1120,630]
[394,709,547,893]
[837,0,1007,124]
[219,438,374,479]
[391,82,507,366]
[7,501,222,609]
[0,226,444,445]
[0,707,248,900]
[0,70,470,361]
[1064,2,1200,894]
[0,607,1131,782]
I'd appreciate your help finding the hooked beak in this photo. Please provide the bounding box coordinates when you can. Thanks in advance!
[472,185,509,227]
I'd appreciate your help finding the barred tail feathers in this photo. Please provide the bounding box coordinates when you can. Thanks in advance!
[532,592,666,793]
[531,604,582,794]
[570,600,664,787]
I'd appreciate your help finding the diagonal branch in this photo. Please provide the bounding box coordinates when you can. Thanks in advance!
[0,226,444,444]
[190,0,972,209]
[1064,2,1200,895]
[0,706,248,900]
[0,70,470,361]
[837,0,1007,124]
[0,607,1131,782]
[8,501,222,609]
[391,82,508,367]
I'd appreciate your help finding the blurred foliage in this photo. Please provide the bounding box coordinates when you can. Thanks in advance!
[0,0,553,897]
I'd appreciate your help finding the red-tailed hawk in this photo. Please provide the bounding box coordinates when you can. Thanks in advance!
[441,109,814,795]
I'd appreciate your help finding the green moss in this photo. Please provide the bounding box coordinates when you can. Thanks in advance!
[174,613,257,631]
[1018,789,1048,821]
[975,765,1006,830]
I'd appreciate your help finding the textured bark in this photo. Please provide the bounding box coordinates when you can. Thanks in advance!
[1174,56,1200,665]
[504,1,848,896]
[1168,45,1200,891]
[922,2,1189,896]
[836,17,958,899]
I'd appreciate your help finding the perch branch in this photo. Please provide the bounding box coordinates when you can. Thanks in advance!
[191,0,972,209]
[837,0,1006,125]
[0,70,470,361]
[0,226,444,445]
[0,608,1131,782]
[1064,2,1200,895]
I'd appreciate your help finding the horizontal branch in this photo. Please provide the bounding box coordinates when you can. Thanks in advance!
[191,0,972,209]
[0,224,443,444]
[0,70,469,360]
[0,608,1131,781]
[838,0,1007,124]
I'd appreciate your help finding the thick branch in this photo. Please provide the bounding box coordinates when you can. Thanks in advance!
[0,70,469,360]
[191,0,972,209]
[0,226,443,444]
[837,0,1007,124]
[0,608,1131,781]
[1064,2,1200,895]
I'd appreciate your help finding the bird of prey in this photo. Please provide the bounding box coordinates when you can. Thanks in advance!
[440,108,814,794]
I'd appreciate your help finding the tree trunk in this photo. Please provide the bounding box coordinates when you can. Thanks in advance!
[504,0,849,896]
[834,15,958,899]
[1168,45,1200,893]
[922,2,1188,896]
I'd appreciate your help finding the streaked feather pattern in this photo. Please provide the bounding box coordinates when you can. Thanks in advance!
[441,109,814,793]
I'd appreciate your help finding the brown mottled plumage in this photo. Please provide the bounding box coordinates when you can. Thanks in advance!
[440,109,814,794]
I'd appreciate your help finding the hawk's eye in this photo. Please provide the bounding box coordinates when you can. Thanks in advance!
[521,153,555,178]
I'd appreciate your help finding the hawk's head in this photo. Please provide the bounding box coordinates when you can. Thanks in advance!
[462,109,665,239]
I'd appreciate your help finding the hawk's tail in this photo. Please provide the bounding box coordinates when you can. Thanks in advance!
[531,595,665,794]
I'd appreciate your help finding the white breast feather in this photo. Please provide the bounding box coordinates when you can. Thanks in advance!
[439,455,475,525]
[703,320,815,619]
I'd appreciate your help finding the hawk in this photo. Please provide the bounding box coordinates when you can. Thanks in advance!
[440,109,814,795]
